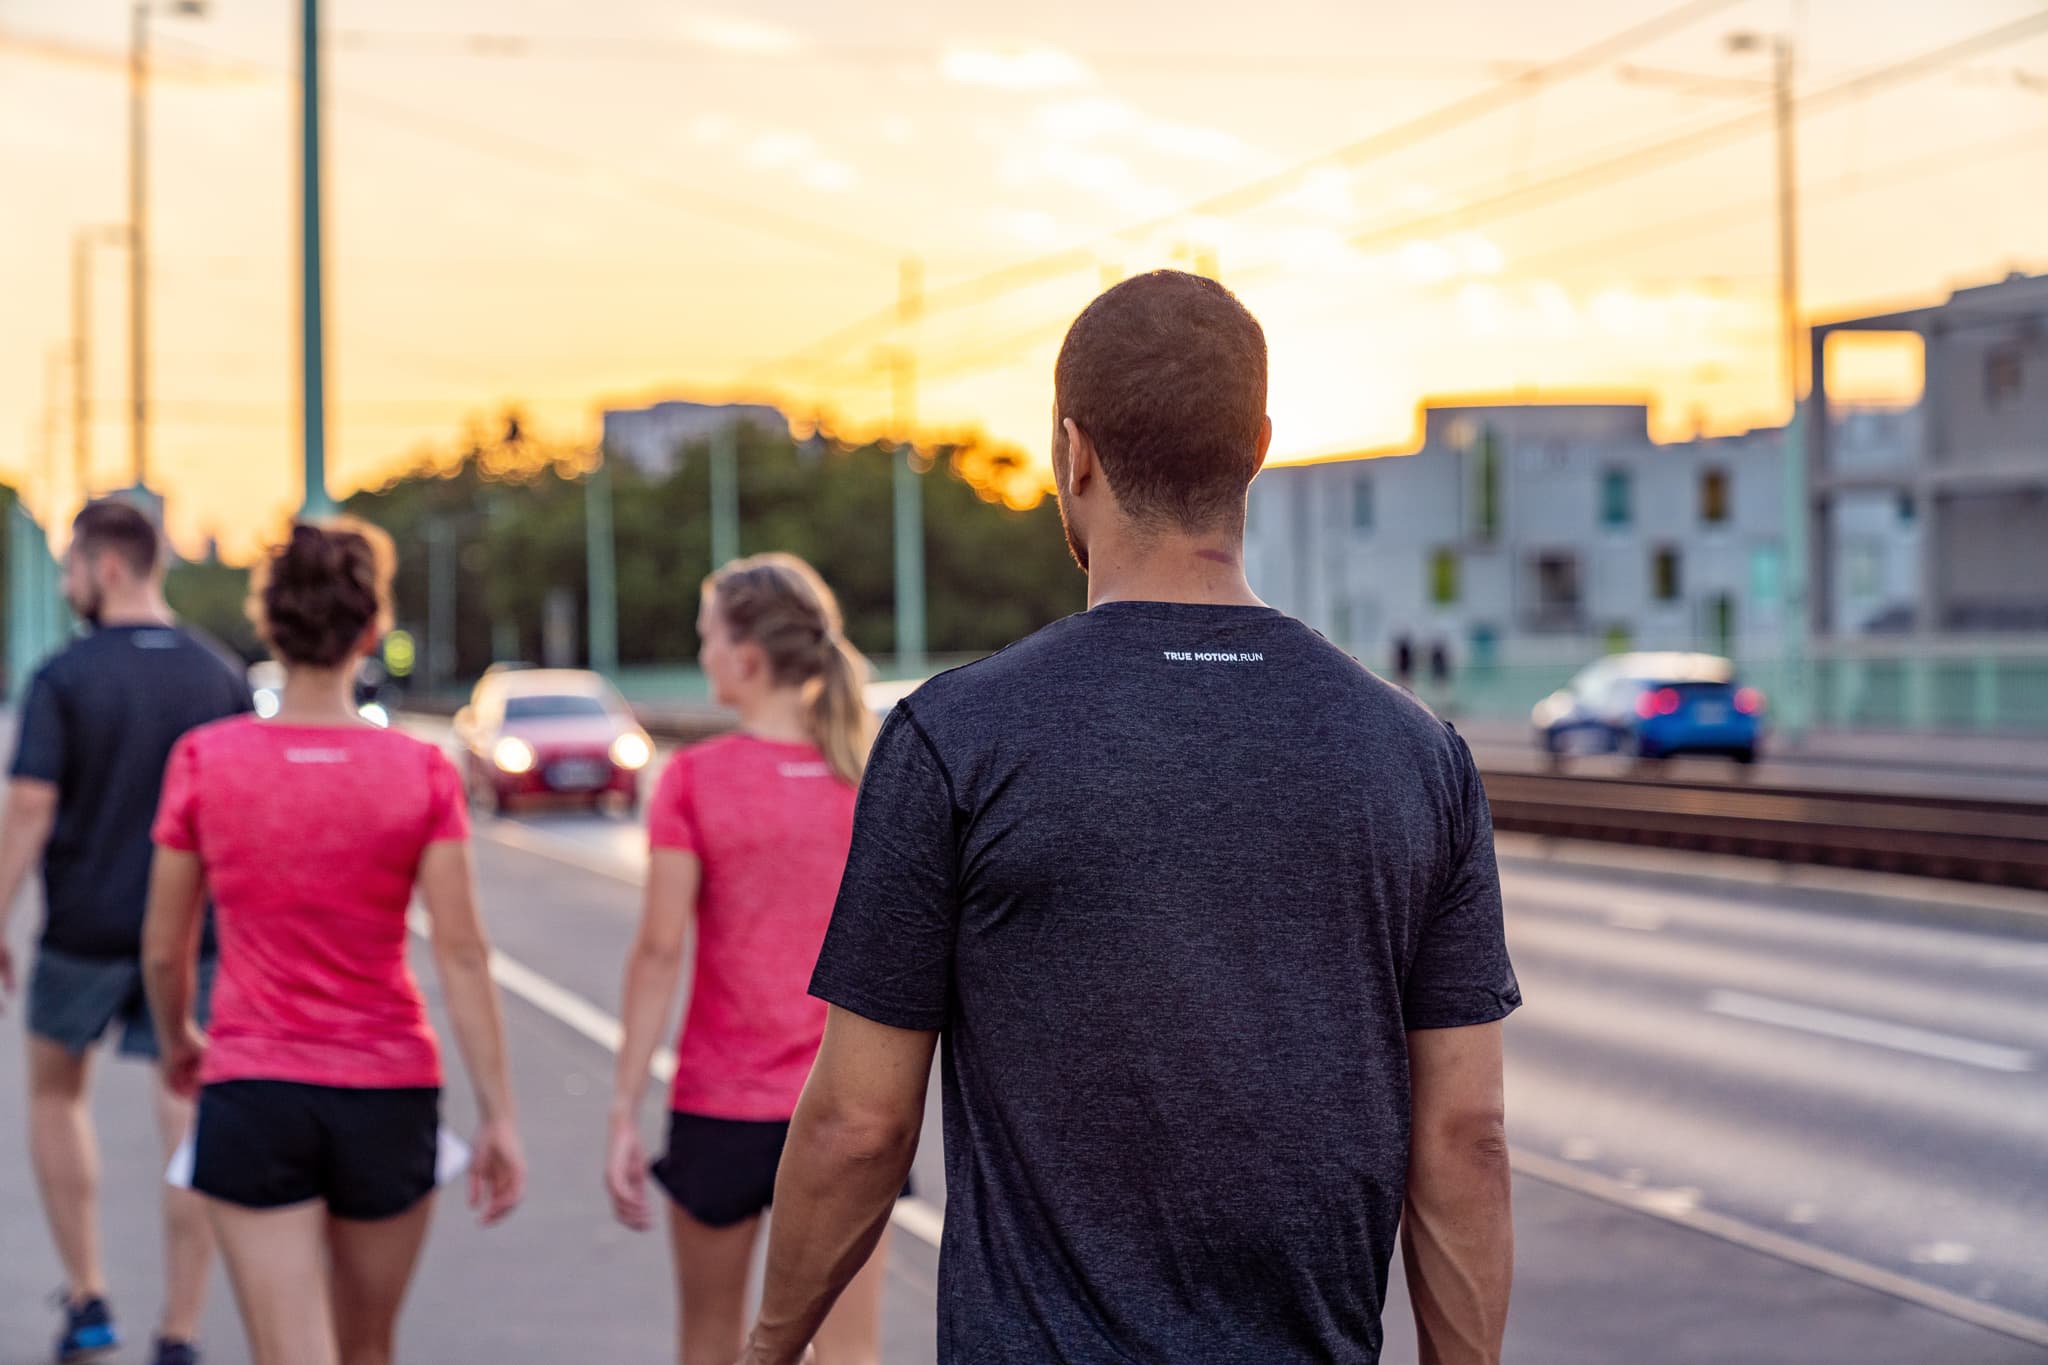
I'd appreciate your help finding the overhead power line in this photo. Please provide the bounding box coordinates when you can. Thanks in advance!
[1346,5,2048,252]
[748,0,1749,381]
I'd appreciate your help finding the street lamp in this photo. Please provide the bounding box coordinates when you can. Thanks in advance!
[1727,29,1810,741]
[128,0,209,499]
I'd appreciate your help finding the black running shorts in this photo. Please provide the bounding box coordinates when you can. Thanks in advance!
[192,1080,439,1221]
[651,1111,914,1229]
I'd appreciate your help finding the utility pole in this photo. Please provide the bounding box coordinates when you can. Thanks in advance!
[1725,29,1807,737]
[585,454,618,675]
[128,2,149,492]
[299,0,333,516]
[709,420,740,572]
[891,256,927,676]
[427,517,456,691]
[71,225,126,508]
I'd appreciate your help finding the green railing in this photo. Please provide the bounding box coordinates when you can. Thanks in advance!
[1441,644,2048,735]
[5,502,68,701]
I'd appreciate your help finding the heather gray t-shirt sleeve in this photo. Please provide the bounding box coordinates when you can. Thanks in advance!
[1401,730,1521,1030]
[810,703,959,1031]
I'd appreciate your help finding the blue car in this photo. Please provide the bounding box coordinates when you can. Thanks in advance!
[1532,652,1765,765]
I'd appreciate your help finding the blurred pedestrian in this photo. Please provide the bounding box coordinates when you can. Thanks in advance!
[739,271,1518,1364]
[1394,634,1416,690]
[606,553,891,1365]
[140,520,525,1365]
[0,499,250,1365]
[1429,639,1455,715]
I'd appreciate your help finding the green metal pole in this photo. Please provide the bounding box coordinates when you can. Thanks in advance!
[1781,406,1808,738]
[709,422,739,572]
[298,0,333,517]
[888,343,927,676]
[585,457,618,675]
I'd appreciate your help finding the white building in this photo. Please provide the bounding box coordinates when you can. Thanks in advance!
[601,400,791,479]
[1808,271,2048,636]
[1245,400,1915,675]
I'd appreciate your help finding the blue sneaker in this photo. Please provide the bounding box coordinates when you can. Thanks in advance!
[53,1294,119,1362]
[153,1337,201,1365]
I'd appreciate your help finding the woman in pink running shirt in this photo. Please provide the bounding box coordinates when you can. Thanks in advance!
[141,520,525,1365]
[606,553,885,1365]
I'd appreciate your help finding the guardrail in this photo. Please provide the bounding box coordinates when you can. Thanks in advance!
[1480,770,2048,891]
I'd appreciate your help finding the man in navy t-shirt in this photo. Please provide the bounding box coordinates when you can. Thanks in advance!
[0,499,250,1365]
[741,271,1519,1363]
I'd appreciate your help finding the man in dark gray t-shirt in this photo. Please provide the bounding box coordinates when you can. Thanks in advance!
[744,271,1519,1365]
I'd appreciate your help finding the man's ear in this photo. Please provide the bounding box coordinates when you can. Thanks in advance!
[1252,415,1273,478]
[1062,418,1096,496]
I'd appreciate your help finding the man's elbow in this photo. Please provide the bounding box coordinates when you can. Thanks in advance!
[801,1101,920,1175]
[1415,1109,1511,1179]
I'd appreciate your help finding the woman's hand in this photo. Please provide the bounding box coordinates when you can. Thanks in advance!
[160,1019,207,1098]
[606,1108,654,1232]
[469,1116,526,1227]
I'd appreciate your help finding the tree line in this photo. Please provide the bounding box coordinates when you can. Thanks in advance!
[165,416,1084,681]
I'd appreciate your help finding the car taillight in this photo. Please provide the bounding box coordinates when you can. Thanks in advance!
[1636,687,1681,718]
[1735,686,1765,715]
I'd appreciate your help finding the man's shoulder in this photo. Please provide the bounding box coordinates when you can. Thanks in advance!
[896,613,1092,724]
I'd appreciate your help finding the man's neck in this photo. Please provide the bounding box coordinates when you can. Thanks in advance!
[1086,535,1265,610]
[95,591,175,628]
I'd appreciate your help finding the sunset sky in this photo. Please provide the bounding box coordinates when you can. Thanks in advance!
[3,0,2045,557]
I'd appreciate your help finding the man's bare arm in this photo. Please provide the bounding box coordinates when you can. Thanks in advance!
[0,778,59,1006]
[742,1007,937,1365]
[1402,1020,1513,1365]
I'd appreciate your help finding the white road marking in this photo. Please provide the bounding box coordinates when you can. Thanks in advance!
[415,844,946,1249]
[1787,1202,1820,1226]
[1911,1242,1976,1267]
[1704,990,2034,1073]
[1560,1136,1601,1162]
[1604,909,1667,932]
[1512,1151,2048,1350]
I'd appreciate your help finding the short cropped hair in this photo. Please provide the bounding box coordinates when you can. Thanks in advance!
[249,519,396,668]
[71,499,161,578]
[1053,270,1268,530]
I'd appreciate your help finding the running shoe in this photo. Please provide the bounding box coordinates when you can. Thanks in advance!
[152,1337,201,1365]
[51,1293,119,1362]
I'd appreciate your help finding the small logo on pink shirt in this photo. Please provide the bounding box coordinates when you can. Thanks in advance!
[778,761,832,779]
[284,748,351,764]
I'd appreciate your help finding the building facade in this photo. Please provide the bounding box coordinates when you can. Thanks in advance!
[1808,270,2048,636]
[1245,400,1916,675]
[600,400,791,478]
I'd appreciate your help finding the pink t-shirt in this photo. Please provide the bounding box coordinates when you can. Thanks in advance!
[153,716,469,1089]
[648,734,857,1120]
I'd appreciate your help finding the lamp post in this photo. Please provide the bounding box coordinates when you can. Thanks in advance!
[71,224,129,507]
[1727,29,1808,739]
[128,0,208,497]
[298,0,334,517]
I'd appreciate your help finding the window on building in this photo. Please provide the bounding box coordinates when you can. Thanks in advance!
[1986,344,2024,408]
[1749,545,1783,608]
[1600,469,1631,527]
[1473,428,1501,541]
[1707,593,1737,655]
[1897,492,1917,525]
[1526,551,1583,633]
[1351,475,1374,532]
[1700,467,1731,524]
[1430,548,1460,605]
[1474,626,1507,671]
[1652,546,1683,602]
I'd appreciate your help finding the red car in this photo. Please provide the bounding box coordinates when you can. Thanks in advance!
[454,669,654,815]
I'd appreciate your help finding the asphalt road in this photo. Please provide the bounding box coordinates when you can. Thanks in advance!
[3,757,2046,1361]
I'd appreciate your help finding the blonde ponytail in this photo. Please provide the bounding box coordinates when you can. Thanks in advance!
[706,553,876,786]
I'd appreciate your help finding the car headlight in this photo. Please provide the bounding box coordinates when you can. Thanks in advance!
[357,702,391,729]
[610,732,653,771]
[253,688,280,719]
[493,736,537,774]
